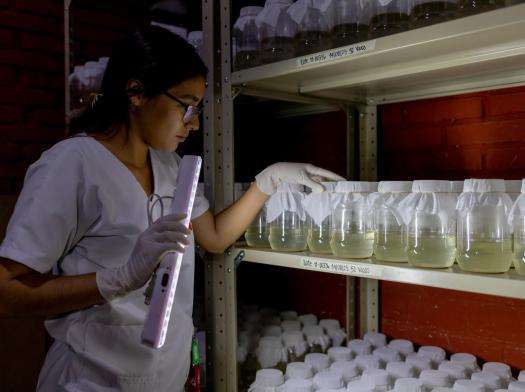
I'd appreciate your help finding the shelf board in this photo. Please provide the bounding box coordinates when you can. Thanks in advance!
[231,5,525,104]
[234,245,525,300]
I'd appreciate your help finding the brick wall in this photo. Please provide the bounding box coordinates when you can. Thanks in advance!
[379,86,525,370]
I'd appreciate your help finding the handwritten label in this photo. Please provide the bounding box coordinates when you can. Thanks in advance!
[296,40,376,67]
[300,257,376,277]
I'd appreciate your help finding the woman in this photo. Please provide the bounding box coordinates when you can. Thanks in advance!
[0,27,343,391]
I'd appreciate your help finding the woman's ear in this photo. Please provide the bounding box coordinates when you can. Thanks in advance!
[126,79,144,109]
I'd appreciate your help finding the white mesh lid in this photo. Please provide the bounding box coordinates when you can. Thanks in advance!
[361,368,391,386]
[451,181,464,193]
[506,179,522,193]
[388,339,415,356]
[438,361,469,380]
[280,378,314,392]
[330,360,360,379]
[348,339,373,356]
[335,181,378,193]
[387,361,416,379]
[405,353,433,371]
[327,346,352,362]
[259,336,283,348]
[378,181,413,193]
[305,353,330,372]
[393,378,425,392]
[463,179,506,193]
[520,370,525,381]
[509,381,525,391]
[412,180,452,193]
[320,319,341,331]
[263,325,283,337]
[355,354,381,371]
[373,346,401,363]
[254,368,285,386]
[303,325,324,336]
[313,370,343,389]
[450,353,478,371]
[298,314,318,326]
[452,379,486,392]
[346,379,376,392]
[282,320,302,332]
[482,362,512,380]
[471,371,504,389]
[240,6,264,17]
[285,362,314,380]
[419,370,451,388]
[277,183,305,193]
[364,331,387,348]
[282,331,305,347]
[418,346,447,364]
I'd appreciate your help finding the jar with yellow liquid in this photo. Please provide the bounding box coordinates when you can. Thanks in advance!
[511,180,525,275]
[330,181,378,259]
[303,182,337,254]
[457,179,513,273]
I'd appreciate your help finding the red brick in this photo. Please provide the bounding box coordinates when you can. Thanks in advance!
[383,126,444,150]
[0,11,61,35]
[19,32,63,53]
[75,26,123,45]
[13,0,63,18]
[0,142,22,161]
[404,97,484,125]
[440,147,483,171]
[31,108,64,126]
[74,8,132,30]
[18,70,63,89]
[380,105,403,126]
[20,143,51,161]
[0,121,64,143]
[0,64,16,83]
[0,27,14,46]
[483,147,525,171]
[446,118,525,146]
[0,105,24,123]
[485,90,525,117]
[0,49,62,72]
[0,88,56,106]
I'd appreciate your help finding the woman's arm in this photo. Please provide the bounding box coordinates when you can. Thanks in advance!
[192,183,268,254]
[0,258,104,317]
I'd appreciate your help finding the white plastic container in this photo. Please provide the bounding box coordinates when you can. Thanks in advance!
[452,379,486,392]
[348,339,373,356]
[471,371,505,390]
[282,320,302,332]
[438,361,469,381]
[355,354,382,372]
[257,0,296,64]
[418,346,447,367]
[405,353,433,376]
[303,182,337,254]
[305,352,330,373]
[285,362,314,380]
[249,368,285,391]
[256,336,288,369]
[388,339,415,358]
[312,370,344,389]
[387,361,416,380]
[393,377,426,392]
[509,381,525,391]
[304,325,330,353]
[327,346,352,362]
[373,346,402,366]
[364,331,387,348]
[420,370,452,389]
[330,360,361,383]
[456,179,513,273]
[449,353,480,375]
[330,181,378,258]
[347,378,376,392]
[510,180,525,275]
[232,6,263,70]
[361,368,394,391]
[282,331,308,362]
[267,183,308,252]
[372,181,413,262]
[264,325,283,337]
[482,362,512,383]
[298,313,318,327]
[400,180,457,268]
[279,378,314,392]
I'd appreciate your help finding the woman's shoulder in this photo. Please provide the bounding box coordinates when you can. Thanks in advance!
[32,136,95,171]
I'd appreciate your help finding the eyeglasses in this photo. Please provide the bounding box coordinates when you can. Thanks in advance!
[163,91,202,124]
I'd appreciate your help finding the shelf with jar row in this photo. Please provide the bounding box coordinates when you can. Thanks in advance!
[232,245,525,300]
[230,2,525,104]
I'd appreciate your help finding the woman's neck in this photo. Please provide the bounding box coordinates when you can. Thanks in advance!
[95,124,149,169]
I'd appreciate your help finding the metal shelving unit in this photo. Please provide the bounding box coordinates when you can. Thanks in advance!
[201,2,525,391]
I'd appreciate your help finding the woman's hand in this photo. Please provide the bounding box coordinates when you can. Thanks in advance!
[96,213,191,301]
[255,162,345,195]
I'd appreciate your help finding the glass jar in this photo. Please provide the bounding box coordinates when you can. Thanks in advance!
[258,0,297,64]
[456,179,513,273]
[400,180,457,268]
[331,0,371,47]
[303,182,337,254]
[506,179,522,202]
[331,181,378,259]
[369,0,411,39]
[267,183,308,252]
[372,181,412,262]
[232,6,263,71]
[511,180,525,275]
[409,0,458,28]
[245,206,271,248]
[288,0,332,56]
[458,0,505,16]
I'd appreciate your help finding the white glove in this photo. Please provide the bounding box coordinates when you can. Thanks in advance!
[255,162,345,194]
[96,213,190,301]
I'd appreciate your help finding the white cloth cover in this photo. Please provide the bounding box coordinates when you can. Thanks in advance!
[303,183,337,226]
[267,183,306,223]
[256,336,288,368]
[235,6,264,30]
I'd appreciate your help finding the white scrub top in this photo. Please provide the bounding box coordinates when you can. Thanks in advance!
[0,136,209,392]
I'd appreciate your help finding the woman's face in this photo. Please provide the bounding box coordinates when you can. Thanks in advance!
[134,75,206,151]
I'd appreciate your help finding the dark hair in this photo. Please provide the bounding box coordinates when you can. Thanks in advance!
[69,25,208,135]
